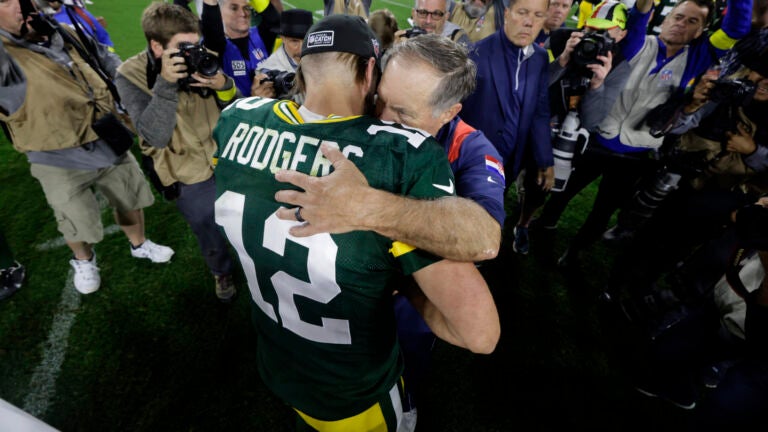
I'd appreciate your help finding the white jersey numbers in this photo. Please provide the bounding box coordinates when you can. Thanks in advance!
[215,191,352,345]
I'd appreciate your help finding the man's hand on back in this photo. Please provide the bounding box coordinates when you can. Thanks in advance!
[274,143,373,237]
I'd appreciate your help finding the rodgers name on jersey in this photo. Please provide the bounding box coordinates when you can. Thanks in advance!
[216,96,433,178]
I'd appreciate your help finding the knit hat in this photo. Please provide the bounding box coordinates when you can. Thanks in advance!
[301,14,380,60]
[274,9,313,39]
[586,1,628,30]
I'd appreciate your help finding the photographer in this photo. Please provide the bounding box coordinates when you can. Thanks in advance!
[624,200,768,415]
[0,0,174,294]
[250,8,311,99]
[516,1,627,255]
[323,0,370,18]
[603,30,768,327]
[449,0,506,43]
[393,0,470,46]
[199,0,270,97]
[535,0,753,270]
[691,202,768,429]
[114,2,237,303]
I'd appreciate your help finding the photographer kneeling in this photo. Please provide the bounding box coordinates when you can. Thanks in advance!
[115,2,238,302]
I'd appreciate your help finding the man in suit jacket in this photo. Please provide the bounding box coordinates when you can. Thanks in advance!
[459,0,553,253]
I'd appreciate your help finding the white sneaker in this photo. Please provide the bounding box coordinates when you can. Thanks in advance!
[130,239,174,263]
[70,254,101,294]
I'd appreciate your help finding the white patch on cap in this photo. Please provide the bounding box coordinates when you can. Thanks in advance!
[306,30,335,48]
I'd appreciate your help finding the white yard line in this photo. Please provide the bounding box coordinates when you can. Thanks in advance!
[35,224,120,251]
[280,1,324,18]
[22,269,81,418]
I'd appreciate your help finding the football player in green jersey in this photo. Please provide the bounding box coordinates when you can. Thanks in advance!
[213,14,500,431]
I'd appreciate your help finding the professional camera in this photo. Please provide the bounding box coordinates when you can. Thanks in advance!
[404,27,428,38]
[172,42,219,85]
[19,0,57,37]
[571,31,615,68]
[260,69,296,97]
[708,78,757,106]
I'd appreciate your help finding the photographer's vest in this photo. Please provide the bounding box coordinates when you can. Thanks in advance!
[117,51,220,186]
[327,0,369,18]
[597,37,689,151]
[0,34,114,153]
[678,107,760,191]
[450,4,497,43]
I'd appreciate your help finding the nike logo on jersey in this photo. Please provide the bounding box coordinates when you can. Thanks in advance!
[487,176,498,185]
[432,179,455,194]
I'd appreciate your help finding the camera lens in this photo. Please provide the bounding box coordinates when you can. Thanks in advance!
[580,40,597,56]
[198,54,219,77]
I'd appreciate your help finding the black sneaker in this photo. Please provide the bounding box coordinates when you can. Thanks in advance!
[512,226,530,255]
[603,224,635,244]
[0,261,26,301]
[635,381,697,410]
[557,248,580,269]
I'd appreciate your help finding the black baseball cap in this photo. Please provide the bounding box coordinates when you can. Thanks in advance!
[301,14,381,60]
[273,9,313,39]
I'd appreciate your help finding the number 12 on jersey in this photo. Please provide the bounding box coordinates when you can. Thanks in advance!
[215,191,352,345]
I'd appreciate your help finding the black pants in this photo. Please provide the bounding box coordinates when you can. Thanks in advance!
[176,176,234,276]
[539,142,655,250]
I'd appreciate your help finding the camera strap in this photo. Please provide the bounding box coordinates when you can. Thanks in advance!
[726,247,752,300]
[55,8,124,109]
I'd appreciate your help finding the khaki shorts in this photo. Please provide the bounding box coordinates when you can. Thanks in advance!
[30,152,155,244]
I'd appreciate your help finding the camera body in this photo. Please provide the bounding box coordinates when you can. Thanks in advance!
[172,42,219,85]
[404,27,428,38]
[571,31,615,68]
[260,69,296,97]
[708,78,757,106]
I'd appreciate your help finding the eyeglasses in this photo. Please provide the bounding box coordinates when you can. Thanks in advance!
[414,9,446,19]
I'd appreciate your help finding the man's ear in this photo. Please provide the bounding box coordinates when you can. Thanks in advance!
[363,57,377,95]
[438,103,463,126]
[149,39,164,59]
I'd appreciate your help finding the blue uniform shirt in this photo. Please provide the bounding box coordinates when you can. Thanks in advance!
[221,27,268,96]
[54,7,113,47]
[436,117,506,226]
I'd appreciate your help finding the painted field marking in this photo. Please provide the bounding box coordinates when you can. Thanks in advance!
[35,224,120,251]
[22,269,81,418]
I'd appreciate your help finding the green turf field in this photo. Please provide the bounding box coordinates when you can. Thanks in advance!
[0,2,689,430]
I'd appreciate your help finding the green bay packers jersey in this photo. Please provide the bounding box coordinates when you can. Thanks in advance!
[212,97,455,420]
